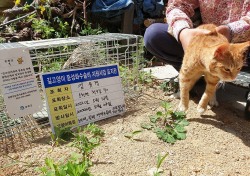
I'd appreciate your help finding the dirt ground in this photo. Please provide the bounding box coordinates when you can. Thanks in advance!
[1,83,250,176]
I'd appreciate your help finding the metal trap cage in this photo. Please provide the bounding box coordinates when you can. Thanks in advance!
[0,33,145,141]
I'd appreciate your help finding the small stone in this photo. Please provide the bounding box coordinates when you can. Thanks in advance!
[112,137,118,140]
[214,150,220,154]
[235,170,241,174]
[106,160,113,164]
[151,107,157,111]
[193,167,202,172]
[10,153,19,160]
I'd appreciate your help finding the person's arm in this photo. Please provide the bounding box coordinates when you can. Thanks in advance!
[215,25,231,41]
[227,11,250,43]
[166,0,199,41]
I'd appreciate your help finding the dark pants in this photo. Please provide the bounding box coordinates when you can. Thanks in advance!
[144,23,184,69]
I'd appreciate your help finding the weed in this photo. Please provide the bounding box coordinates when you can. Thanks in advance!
[124,130,142,140]
[53,17,69,38]
[29,13,70,39]
[38,124,104,176]
[119,64,154,88]
[0,154,38,171]
[31,18,55,39]
[141,101,189,144]
[71,124,104,160]
[42,62,62,72]
[160,78,179,95]
[50,127,74,147]
[23,4,31,11]
[0,37,5,43]
[154,153,169,176]
[80,22,106,36]
[38,154,92,176]
[139,70,154,85]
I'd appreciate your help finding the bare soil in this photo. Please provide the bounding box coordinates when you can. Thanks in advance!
[1,83,250,176]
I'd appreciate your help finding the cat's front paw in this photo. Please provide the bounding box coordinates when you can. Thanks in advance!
[178,103,188,112]
[197,105,206,114]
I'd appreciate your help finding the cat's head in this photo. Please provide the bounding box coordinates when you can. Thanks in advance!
[210,41,250,81]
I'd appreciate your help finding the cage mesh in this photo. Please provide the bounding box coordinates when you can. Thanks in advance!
[0,33,144,142]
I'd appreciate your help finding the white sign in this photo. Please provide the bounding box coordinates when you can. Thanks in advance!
[41,64,126,132]
[0,47,43,118]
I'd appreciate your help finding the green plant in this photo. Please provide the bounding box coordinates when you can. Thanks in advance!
[50,127,74,147]
[139,70,154,85]
[53,17,69,38]
[160,79,179,95]
[0,37,5,43]
[31,18,55,39]
[124,130,142,140]
[80,22,106,36]
[154,153,169,176]
[23,4,31,11]
[141,102,189,144]
[71,124,104,161]
[32,46,70,73]
[0,112,22,135]
[119,64,154,89]
[131,37,147,81]
[38,124,104,176]
[38,153,92,176]
[42,62,62,72]
[119,65,134,85]
[0,153,38,172]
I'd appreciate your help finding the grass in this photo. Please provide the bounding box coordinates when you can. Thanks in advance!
[141,101,189,144]
[37,123,104,176]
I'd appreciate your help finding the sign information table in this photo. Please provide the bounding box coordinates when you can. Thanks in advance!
[0,47,42,118]
[41,64,126,131]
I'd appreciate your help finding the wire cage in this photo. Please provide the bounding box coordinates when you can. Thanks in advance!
[0,33,144,142]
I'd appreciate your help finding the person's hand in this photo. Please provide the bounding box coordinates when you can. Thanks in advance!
[179,26,231,51]
[216,25,231,42]
[179,28,210,51]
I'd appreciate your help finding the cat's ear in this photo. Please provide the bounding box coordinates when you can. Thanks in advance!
[214,43,229,60]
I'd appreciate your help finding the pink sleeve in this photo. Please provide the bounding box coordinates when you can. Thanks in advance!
[227,11,250,43]
[166,0,199,41]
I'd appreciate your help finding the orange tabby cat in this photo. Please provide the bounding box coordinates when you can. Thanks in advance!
[179,24,250,114]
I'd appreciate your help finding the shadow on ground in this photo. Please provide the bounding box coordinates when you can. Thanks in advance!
[189,83,250,147]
